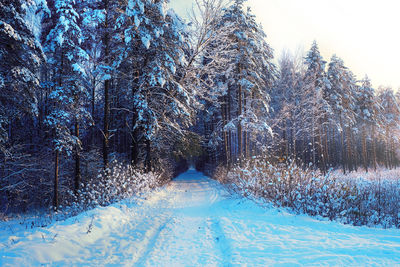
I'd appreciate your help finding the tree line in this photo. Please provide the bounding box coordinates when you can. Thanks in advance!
[0,0,399,212]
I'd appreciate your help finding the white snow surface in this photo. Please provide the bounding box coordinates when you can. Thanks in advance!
[1,169,400,266]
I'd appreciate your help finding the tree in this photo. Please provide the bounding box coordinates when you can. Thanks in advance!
[125,0,194,171]
[0,0,47,150]
[355,75,378,171]
[206,0,275,166]
[270,50,306,164]
[303,41,331,171]
[327,54,356,173]
[44,0,91,208]
[80,0,124,169]
[377,87,400,169]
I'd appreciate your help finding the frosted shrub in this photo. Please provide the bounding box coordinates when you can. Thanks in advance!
[63,160,172,214]
[216,160,400,228]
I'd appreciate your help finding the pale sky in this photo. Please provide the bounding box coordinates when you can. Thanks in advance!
[170,0,400,89]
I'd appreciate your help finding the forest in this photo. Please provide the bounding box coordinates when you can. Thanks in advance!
[1,0,400,223]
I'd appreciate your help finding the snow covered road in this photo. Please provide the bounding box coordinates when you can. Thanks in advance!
[1,169,400,266]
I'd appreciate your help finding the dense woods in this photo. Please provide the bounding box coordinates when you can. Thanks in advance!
[1,0,400,215]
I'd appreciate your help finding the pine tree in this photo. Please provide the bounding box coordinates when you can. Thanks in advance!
[303,41,331,171]
[44,0,91,208]
[377,87,400,169]
[80,0,125,169]
[125,0,193,171]
[327,55,357,173]
[271,51,305,164]
[0,0,47,149]
[211,0,275,165]
[355,76,378,171]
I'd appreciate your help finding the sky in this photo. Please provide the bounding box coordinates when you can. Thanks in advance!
[169,0,400,89]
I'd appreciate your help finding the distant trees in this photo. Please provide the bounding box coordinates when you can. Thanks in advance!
[268,42,400,172]
[377,87,400,169]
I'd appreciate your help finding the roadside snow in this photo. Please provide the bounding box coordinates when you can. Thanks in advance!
[1,169,400,266]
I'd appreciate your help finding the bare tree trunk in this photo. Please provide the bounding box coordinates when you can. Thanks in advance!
[384,127,389,169]
[54,48,63,210]
[346,127,353,172]
[372,124,377,171]
[318,123,326,175]
[222,97,229,167]
[131,128,139,167]
[74,120,81,195]
[362,124,368,172]
[243,92,247,159]
[102,0,110,170]
[323,119,330,167]
[91,75,96,146]
[131,75,139,167]
[145,139,151,173]
[237,79,242,164]
[285,120,289,160]
[351,129,358,172]
[330,126,336,168]
[54,149,59,210]
[228,85,232,167]
[340,129,346,174]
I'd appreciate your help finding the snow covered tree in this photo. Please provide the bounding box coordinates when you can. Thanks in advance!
[0,0,47,151]
[44,0,91,208]
[377,87,400,169]
[270,51,306,164]
[124,0,194,171]
[206,0,275,166]
[355,76,379,171]
[79,0,126,169]
[302,41,331,171]
[327,55,357,173]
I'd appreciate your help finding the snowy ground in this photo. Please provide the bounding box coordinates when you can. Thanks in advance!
[1,169,400,266]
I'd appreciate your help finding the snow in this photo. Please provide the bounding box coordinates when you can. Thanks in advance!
[141,35,151,49]
[72,63,85,76]
[1,170,400,266]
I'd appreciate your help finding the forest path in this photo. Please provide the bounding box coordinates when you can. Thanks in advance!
[1,169,400,266]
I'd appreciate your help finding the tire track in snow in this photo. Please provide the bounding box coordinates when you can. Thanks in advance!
[207,218,232,266]
[123,185,179,266]
[132,216,174,266]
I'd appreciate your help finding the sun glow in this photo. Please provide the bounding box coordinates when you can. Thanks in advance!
[170,0,400,89]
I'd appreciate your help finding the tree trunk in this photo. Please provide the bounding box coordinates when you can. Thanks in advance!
[318,123,326,175]
[145,139,151,173]
[237,78,242,164]
[102,0,110,170]
[362,124,368,172]
[222,97,229,167]
[385,127,390,169]
[91,75,96,147]
[74,120,81,195]
[346,127,353,172]
[54,48,63,210]
[228,85,232,167]
[131,79,139,166]
[372,124,377,171]
[53,149,59,210]
[339,117,346,174]
[243,92,247,159]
